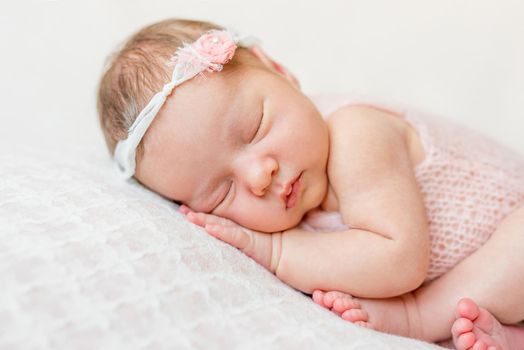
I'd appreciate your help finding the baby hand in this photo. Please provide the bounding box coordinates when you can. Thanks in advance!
[180,205,278,272]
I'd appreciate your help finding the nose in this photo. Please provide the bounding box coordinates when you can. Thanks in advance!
[237,155,278,196]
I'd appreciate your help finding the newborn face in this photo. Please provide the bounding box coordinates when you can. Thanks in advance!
[135,66,329,232]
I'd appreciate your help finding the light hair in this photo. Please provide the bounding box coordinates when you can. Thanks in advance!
[96,18,256,165]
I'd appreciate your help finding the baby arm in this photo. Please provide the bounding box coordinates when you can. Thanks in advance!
[181,206,424,298]
[311,105,431,297]
[182,206,426,298]
[273,226,427,297]
[238,105,432,296]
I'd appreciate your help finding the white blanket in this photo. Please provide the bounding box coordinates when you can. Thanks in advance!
[0,145,443,349]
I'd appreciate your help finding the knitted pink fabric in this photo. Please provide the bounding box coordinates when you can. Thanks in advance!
[301,94,524,282]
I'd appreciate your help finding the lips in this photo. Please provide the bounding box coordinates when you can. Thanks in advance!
[284,172,303,209]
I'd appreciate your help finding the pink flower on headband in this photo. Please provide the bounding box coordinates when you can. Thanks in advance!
[192,30,237,65]
[174,30,237,73]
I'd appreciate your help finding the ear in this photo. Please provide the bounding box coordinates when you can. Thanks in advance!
[250,45,300,89]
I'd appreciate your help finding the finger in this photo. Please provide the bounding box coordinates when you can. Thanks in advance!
[185,212,203,226]
[187,211,227,228]
[206,224,253,252]
[179,204,193,215]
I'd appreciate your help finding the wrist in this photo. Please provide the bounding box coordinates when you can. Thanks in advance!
[270,232,282,274]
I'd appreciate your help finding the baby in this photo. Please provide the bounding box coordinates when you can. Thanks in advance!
[97,18,524,349]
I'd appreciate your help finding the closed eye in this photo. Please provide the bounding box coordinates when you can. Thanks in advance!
[250,111,264,143]
[211,181,233,213]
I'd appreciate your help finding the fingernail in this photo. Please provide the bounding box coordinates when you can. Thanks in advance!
[180,205,189,214]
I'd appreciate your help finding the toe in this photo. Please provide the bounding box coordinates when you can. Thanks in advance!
[355,321,375,329]
[324,291,349,308]
[452,317,474,336]
[455,332,476,350]
[312,290,325,305]
[341,308,368,323]
[332,297,360,313]
[472,340,488,350]
[456,298,480,321]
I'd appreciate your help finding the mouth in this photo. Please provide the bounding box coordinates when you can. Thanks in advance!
[283,172,303,209]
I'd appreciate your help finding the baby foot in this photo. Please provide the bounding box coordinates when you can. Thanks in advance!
[312,290,374,329]
[452,298,509,350]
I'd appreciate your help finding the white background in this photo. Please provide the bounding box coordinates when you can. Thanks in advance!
[1,0,523,156]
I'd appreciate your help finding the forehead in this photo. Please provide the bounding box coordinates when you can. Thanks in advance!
[135,67,264,204]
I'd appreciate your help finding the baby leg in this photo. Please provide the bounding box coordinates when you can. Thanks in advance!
[410,204,524,341]
[314,205,524,343]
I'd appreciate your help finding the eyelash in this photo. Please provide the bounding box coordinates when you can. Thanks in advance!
[214,181,233,211]
[250,112,264,143]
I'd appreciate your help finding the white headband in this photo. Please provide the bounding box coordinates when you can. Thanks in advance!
[113,29,258,180]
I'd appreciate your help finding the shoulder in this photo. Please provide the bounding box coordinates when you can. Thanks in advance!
[325,104,411,182]
[326,104,425,168]
[324,103,424,225]
[326,104,407,138]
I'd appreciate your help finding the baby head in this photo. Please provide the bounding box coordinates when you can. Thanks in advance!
[97,18,329,233]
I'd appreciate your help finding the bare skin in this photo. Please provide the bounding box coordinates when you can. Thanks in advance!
[311,205,524,348]
[452,298,524,350]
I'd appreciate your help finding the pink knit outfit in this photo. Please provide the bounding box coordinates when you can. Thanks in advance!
[300,94,524,282]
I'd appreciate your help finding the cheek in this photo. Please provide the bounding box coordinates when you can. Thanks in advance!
[232,207,301,232]
[230,200,273,227]
[229,197,290,232]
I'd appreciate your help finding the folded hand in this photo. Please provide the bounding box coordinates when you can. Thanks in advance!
[180,205,279,272]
